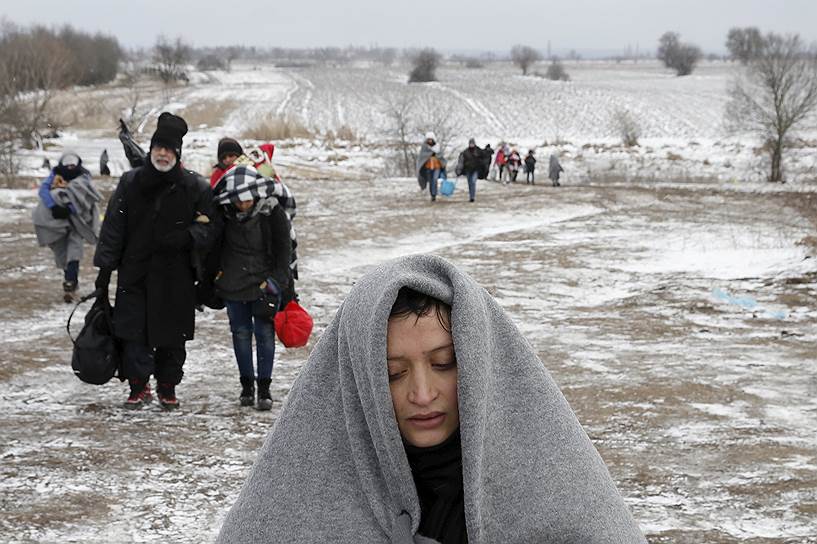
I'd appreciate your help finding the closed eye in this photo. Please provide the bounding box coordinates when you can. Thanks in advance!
[433,361,457,371]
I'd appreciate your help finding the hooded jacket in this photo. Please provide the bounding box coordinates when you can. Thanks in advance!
[216,254,646,543]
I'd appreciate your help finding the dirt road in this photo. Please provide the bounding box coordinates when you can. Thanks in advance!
[1,175,815,543]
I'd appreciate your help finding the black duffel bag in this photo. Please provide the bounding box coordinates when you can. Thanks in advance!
[67,291,123,385]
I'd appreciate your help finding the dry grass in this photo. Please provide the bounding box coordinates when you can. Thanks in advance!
[177,99,238,128]
[240,116,312,140]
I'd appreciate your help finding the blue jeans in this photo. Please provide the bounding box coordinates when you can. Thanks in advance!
[225,300,276,379]
[424,168,441,197]
[466,171,478,200]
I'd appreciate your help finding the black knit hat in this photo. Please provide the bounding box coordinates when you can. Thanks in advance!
[150,112,188,158]
[217,137,243,161]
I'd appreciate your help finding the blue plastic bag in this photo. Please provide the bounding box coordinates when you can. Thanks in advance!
[439,172,456,197]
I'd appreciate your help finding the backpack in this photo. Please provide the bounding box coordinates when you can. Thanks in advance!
[67,292,123,385]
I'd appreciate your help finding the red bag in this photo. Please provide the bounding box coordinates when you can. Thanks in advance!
[274,300,313,348]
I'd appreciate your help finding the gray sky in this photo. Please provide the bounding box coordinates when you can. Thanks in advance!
[3,0,816,55]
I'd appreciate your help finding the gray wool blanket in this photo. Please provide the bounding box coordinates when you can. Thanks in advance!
[416,143,447,188]
[216,254,646,543]
[32,173,101,246]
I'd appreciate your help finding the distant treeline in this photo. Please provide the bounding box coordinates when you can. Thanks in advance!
[0,23,123,91]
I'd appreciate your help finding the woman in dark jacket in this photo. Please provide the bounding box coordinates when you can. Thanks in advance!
[211,165,293,410]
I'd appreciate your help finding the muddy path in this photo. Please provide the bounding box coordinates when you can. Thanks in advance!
[1,176,815,543]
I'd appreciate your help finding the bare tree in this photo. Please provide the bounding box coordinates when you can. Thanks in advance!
[384,94,417,176]
[153,35,191,84]
[511,45,541,75]
[725,33,817,182]
[0,25,74,147]
[408,49,441,83]
[726,27,764,64]
[657,32,702,76]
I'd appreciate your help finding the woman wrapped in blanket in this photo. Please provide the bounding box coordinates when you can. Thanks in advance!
[216,254,645,543]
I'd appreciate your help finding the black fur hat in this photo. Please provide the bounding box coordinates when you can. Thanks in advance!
[150,112,188,158]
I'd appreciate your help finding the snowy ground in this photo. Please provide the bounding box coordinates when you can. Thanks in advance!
[1,172,816,543]
[2,60,817,543]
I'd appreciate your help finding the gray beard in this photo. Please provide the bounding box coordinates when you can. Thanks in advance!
[151,155,177,172]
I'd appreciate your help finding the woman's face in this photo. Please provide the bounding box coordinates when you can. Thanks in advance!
[386,311,459,448]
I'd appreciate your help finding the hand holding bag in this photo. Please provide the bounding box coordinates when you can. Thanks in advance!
[67,291,122,385]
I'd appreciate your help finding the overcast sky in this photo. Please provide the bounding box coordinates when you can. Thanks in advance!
[3,0,816,55]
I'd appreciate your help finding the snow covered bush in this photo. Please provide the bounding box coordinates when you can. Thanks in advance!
[545,59,570,81]
[612,109,641,147]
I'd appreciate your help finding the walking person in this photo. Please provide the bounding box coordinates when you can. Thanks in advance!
[458,138,484,202]
[549,153,564,187]
[215,254,647,543]
[493,144,507,182]
[480,144,493,180]
[507,148,522,182]
[93,112,215,410]
[524,149,537,184]
[32,152,101,302]
[209,165,295,410]
[416,132,446,202]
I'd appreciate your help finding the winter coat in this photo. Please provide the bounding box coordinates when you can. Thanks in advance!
[479,147,493,179]
[459,146,484,176]
[549,154,564,181]
[93,163,215,347]
[494,148,506,166]
[524,154,536,171]
[215,254,646,543]
[211,202,294,306]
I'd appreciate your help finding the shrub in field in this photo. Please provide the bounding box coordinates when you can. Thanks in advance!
[335,125,356,141]
[611,109,641,147]
[545,59,570,81]
[197,54,227,71]
[241,116,312,140]
[657,31,702,76]
[408,49,441,83]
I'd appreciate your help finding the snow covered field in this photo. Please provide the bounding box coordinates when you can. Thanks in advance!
[2,60,817,543]
[13,60,817,185]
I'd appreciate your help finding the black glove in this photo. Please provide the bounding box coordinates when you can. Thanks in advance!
[51,205,70,219]
[157,230,192,252]
[94,268,112,299]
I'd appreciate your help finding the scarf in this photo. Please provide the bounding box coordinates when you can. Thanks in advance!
[405,429,466,544]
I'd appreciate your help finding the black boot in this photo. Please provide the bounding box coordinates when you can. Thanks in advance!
[62,280,78,303]
[239,376,255,407]
[256,378,272,411]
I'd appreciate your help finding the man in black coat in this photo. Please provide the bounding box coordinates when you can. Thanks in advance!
[460,138,484,202]
[93,112,215,410]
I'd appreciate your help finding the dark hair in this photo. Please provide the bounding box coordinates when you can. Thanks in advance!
[390,287,451,332]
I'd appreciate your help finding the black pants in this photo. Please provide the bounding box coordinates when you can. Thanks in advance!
[122,341,186,384]
[526,170,534,183]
